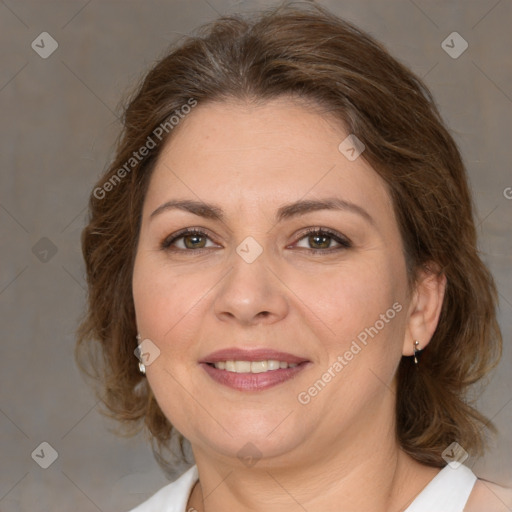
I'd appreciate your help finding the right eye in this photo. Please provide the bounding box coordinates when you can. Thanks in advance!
[161,228,219,252]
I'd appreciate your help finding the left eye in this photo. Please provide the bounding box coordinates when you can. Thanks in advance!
[294,229,352,251]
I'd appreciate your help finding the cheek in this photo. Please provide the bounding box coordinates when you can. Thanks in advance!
[301,260,406,403]
[132,257,211,432]
[305,258,408,405]
[132,253,219,360]
[301,256,403,338]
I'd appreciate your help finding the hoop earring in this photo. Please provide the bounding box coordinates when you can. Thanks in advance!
[136,334,146,375]
[413,340,421,365]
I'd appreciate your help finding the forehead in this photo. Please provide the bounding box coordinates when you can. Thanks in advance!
[143,97,394,224]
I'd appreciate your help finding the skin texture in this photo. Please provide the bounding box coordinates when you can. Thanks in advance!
[132,97,450,511]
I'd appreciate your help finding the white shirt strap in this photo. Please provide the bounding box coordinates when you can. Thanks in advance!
[404,464,477,512]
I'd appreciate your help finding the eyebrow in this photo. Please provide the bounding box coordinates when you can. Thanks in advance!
[150,197,375,226]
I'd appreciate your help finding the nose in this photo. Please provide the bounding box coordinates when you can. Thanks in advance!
[213,249,289,327]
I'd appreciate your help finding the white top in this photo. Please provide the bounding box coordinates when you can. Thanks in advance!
[128,463,477,512]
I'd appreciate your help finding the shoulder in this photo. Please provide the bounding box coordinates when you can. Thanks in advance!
[464,478,512,512]
[127,465,199,512]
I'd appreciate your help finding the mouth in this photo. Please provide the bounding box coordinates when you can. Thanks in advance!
[199,348,310,391]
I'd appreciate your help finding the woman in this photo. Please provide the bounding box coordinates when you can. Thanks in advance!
[76,3,510,511]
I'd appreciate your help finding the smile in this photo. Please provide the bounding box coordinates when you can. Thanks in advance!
[210,360,298,373]
[200,348,310,391]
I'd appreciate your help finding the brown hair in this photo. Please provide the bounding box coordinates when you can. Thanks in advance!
[76,1,502,471]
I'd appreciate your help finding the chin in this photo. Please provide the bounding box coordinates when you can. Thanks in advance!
[190,417,307,465]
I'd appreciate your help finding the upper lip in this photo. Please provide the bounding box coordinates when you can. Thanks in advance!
[200,348,309,364]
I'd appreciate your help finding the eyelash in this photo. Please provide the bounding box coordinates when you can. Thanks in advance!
[160,227,352,254]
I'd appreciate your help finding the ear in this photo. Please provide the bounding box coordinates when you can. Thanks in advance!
[402,263,447,356]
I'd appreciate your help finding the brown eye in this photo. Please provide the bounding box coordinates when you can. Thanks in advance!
[161,229,216,251]
[182,233,207,249]
[295,228,352,252]
[308,232,331,249]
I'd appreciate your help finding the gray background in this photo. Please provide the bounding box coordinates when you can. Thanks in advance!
[0,0,511,510]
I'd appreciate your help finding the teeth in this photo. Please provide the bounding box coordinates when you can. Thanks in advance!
[251,361,267,373]
[235,361,251,373]
[267,360,280,370]
[213,360,299,373]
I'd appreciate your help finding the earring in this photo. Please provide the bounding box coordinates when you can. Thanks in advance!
[413,340,421,364]
[136,334,146,375]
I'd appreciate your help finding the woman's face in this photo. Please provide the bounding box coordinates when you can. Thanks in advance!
[132,97,412,466]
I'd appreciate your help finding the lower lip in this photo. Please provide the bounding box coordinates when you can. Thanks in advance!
[201,363,309,391]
